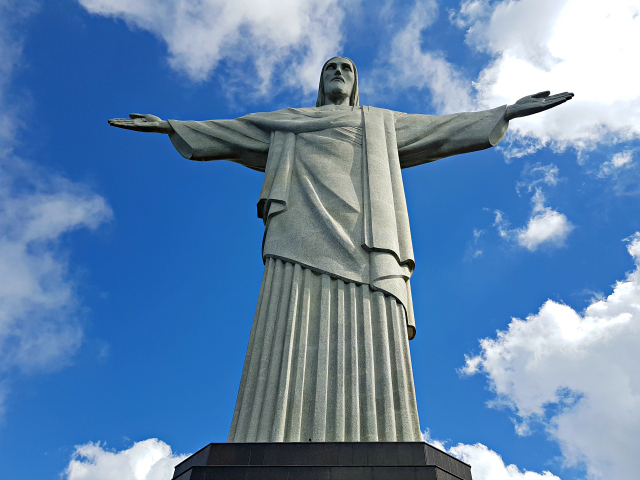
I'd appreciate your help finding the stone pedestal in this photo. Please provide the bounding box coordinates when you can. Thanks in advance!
[172,442,472,480]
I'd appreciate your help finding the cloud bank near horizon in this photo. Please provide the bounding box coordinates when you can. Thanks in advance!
[64,433,559,480]
[65,439,188,480]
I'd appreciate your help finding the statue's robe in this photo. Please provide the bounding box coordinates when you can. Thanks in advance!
[167,105,509,442]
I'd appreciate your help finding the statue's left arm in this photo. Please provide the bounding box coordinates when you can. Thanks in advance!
[396,91,573,168]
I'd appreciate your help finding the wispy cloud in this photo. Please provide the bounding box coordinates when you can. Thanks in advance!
[0,0,112,411]
[462,233,640,479]
[0,157,112,373]
[598,150,635,178]
[465,228,485,260]
[594,149,640,195]
[78,0,351,97]
[516,163,560,194]
[381,0,474,114]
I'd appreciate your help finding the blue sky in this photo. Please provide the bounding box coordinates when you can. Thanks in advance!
[1,0,639,479]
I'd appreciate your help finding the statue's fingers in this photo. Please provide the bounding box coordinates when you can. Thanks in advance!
[108,119,137,128]
[544,93,568,102]
[531,91,551,98]
[545,92,574,103]
[129,113,146,119]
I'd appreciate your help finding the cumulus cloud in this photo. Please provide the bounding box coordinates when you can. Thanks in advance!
[451,444,562,480]
[495,189,572,251]
[494,163,572,251]
[462,233,640,479]
[78,0,348,95]
[462,0,640,153]
[391,0,639,155]
[422,430,561,480]
[65,439,188,480]
[383,0,474,113]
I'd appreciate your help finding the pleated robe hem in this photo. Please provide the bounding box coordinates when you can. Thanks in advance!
[228,257,422,443]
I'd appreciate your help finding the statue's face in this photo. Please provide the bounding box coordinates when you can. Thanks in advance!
[322,57,355,99]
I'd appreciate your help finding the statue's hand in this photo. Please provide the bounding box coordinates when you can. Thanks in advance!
[505,91,574,121]
[108,113,173,134]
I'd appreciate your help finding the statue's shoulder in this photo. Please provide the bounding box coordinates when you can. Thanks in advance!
[284,106,358,118]
[364,105,405,114]
[243,106,404,118]
[284,105,401,117]
[242,107,322,120]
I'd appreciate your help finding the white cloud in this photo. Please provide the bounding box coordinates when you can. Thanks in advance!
[451,444,561,480]
[448,0,491,29]
[0,0,112,405]
[69,434,562,480]
[78,0,349,95]
[463,0,640,154]
[494,189,572,251]
[516,198,572,251]
[596,149,640,195]
[0,0,39,145]
[462,233,640,479]
[394,0,640,154]
[466,228,485,260]
[382,0,474,114]
[0,157,112,373]
[422,430,562,480]
[598,150,635,177]
[611,151,634,169]
[65,439,188,480]
[516,163,560,194]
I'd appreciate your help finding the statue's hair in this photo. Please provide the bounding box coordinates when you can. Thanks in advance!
[316,56,359,107]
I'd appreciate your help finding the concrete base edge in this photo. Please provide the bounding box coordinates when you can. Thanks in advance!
[172,442,472,480]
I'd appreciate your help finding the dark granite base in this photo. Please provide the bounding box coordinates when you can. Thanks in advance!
[172,442,472,480]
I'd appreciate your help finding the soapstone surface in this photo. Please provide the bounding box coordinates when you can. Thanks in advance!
[108,55,573,444]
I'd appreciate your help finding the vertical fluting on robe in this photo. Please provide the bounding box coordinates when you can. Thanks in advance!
[228,257,422,443]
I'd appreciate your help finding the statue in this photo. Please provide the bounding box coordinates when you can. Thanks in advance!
[109,57,573,444]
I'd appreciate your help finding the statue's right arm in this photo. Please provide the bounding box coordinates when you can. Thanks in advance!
[109,113,271,172]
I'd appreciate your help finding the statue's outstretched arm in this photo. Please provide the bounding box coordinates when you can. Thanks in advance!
[108,113,173,134]
[505,91,574,121]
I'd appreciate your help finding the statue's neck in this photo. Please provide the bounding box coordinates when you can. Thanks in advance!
[324,95,350,106]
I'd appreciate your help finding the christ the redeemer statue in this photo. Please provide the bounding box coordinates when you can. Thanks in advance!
[110,56,572,444]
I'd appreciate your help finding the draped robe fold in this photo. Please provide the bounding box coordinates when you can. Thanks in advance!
[167,104,509,442]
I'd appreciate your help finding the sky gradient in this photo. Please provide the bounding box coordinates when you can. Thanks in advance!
[1,1,639,479]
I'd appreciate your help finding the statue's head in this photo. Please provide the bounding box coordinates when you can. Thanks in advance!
[316,56,359,107]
